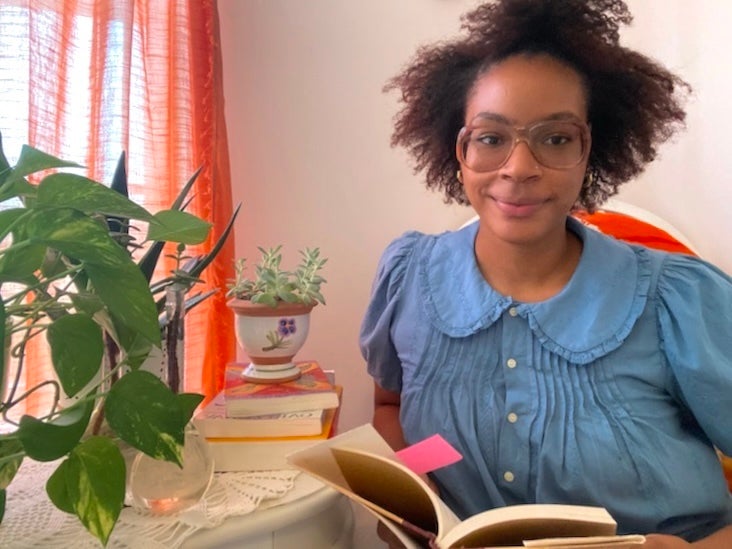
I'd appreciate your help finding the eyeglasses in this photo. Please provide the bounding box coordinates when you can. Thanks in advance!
[456,118,590,172]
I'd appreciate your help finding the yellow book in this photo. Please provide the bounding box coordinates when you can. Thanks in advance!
[205,386,341,472]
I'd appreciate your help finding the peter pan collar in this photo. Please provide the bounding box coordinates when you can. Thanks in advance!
[419,217,652,364]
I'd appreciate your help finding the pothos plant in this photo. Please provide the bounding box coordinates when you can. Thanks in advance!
[0,134,231,544]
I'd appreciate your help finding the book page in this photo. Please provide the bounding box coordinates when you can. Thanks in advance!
[440,504,617,549]
[523,535,646,548]
[287,424,460,539]
[331,447,454,537]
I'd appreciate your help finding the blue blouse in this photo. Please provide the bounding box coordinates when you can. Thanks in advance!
[360,217,732,541]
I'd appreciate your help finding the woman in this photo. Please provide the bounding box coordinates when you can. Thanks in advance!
[360,1,732,546]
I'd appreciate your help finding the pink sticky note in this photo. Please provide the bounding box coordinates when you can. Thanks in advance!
[395,434,463,475]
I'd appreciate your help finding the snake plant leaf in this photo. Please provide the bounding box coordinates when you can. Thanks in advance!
[104,370,190,466]
[37,173,154,221]
[46,314,104,397]
[184,202,241,280]
[17,400,94,461]
[48,437,125,545]
[147,209,212,245]
[107,151,129,236]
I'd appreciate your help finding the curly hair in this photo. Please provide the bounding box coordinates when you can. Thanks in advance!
[385,0,690,210]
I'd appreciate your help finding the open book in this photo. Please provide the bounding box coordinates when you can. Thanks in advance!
[287,424,645,549]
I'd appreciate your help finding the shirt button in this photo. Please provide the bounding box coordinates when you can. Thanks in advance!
[506,358,517,369]
[504,471,515,482]
[507,412,518,423]
[508,307,518,317]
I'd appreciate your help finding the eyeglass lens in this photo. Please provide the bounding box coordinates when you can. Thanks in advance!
[460,121,586,171]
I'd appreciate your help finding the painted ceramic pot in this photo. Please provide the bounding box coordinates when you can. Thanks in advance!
[227,298,315,383]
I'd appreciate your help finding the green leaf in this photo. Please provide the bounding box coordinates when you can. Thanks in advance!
[0,131,11,185]
[23,208,161,347]
[47,314,104,397]
[105,370,187,466]
[24,207,131,267]
[85,262,161,348]
[52,437,125,544]
[147,210,212,245]
[0,302,5,406]
[17,401,94,461]
[183,202,241,280]
[0,207,26,241]
[0,438,24,490]
[0,489,5,523]
[46,459,74,514]
[177,393,204,421]
[0,242,46,283]
[12,145,82,179]
[37,173,153,221]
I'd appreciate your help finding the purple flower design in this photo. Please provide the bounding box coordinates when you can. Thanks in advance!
[278,317,297,336]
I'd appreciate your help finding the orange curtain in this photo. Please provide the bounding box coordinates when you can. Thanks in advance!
[0,0,236,407]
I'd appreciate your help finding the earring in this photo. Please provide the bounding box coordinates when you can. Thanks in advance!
[584,167,599,187]
[456,169,463,183]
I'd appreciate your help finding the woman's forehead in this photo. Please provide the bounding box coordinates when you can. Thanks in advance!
[465,54,589,125]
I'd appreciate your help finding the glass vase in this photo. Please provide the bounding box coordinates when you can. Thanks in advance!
[128,423,214,515]
[127,284,214,515]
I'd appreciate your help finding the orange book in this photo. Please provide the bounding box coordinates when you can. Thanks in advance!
[224,361,339,418]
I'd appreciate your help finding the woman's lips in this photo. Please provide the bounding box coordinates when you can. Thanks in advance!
[493,198,545,217]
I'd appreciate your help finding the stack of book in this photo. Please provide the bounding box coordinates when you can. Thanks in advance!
[193,361,342,471]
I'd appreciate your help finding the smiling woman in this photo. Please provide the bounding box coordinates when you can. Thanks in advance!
[361,0,732,546]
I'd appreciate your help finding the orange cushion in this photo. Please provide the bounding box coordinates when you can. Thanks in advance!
[572,210,696,256]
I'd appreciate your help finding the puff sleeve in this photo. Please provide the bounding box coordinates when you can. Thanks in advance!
[656,253,732,454]
[359,231,421,393]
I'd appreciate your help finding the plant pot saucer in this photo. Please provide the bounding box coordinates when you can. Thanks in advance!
[240,362,302,384]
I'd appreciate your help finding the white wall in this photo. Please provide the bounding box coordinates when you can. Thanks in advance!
[219,0,732,431]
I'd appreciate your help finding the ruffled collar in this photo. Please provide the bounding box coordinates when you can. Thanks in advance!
[419,217,652,364]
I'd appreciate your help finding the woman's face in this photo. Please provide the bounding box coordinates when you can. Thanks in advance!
[459,54,590,247]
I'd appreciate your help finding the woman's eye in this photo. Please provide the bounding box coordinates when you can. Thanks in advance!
[543,134,572,146]
[476,133,504,146]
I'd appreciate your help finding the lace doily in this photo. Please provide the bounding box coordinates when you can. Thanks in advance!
[0,458,301,548]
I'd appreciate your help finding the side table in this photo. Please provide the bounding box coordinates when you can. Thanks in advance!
[183,474,354,548]
[0,459,353,548]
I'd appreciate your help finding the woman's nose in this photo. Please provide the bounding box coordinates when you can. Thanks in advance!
[499,140,542,181]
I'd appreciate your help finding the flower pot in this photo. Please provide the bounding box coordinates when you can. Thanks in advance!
[227,298,315,383]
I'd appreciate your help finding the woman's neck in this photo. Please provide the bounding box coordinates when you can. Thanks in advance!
[473,224,583,303]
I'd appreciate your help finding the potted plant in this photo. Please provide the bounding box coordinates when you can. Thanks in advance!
[105,152,240,395]
[226,245,326,383]
[0,135,234,544]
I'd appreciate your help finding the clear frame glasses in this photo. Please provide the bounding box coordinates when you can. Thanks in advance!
[456,118,590,172]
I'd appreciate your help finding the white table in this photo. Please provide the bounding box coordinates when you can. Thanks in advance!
[0,459,353,548]
[184,474,354,548]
